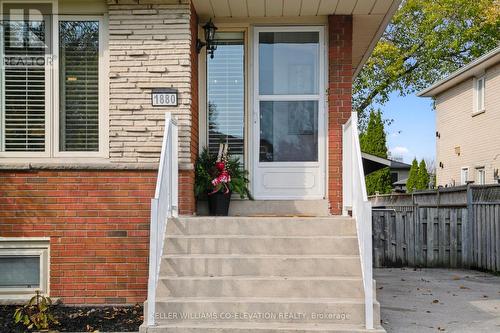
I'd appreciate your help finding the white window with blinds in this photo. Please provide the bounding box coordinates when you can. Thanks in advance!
[0,6,51,155]
[207,32,245,163]
[0,2,107,158]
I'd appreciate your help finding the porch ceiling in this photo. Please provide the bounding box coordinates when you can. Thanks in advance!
[192,0,401,77]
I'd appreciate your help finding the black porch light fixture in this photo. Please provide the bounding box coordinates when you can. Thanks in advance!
[197,19,218,58]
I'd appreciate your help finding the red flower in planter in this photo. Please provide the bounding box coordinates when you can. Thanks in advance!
[195,146,251,202]
[210,166,231,195]
[215,161,225,172]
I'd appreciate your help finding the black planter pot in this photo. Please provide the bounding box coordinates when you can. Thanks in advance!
[207,191,231,216]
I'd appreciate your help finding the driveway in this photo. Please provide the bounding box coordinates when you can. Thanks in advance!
[374,268,500,332]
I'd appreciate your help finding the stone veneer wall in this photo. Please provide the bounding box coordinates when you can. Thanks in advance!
[107,0,198,215]
[107,0,195,168]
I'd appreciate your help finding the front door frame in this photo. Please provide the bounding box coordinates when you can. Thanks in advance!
[198,23,328,201]
[251,25,327,200]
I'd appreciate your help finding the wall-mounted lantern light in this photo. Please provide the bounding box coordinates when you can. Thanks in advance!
[197,19,218,58]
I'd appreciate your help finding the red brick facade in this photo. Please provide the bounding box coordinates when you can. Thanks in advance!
[189,3,200,164]
[0,170,155,304]
[327,15,353,215]
[179,169,195,215]
[178,3,199,216]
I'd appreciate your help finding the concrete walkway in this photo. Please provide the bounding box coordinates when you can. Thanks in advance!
[375,268,500,332]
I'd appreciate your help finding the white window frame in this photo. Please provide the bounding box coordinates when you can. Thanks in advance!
[0,0,109,158]
[473,76,485,115]
[54,15,109,158]
[461,167,469,185]
[0,238,50,299]
[476,167,485,185]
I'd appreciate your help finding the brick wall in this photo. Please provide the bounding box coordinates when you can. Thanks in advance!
[179,169,195,215]
[189,2,199,164]
[0,170,156,304]
[179,2,199,215]
[328,15,353,215]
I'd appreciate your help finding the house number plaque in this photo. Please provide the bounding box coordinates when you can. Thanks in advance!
[152,88,178,107]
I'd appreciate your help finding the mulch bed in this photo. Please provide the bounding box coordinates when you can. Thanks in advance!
[1,304,143,332]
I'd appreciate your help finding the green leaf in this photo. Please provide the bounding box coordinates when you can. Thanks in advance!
[13,309,22,323]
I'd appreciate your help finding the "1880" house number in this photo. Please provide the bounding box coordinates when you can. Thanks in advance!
[152,89,178,107]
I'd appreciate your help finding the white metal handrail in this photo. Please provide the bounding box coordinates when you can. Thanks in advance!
[146,114,178,327]
[343,112,374,330]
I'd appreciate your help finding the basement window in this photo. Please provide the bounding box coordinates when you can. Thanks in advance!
[0,238,49,298]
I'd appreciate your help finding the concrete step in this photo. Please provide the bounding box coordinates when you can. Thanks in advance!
[159,255,362,277]
[168,217,357,237]
[144,216,383,332]
[142,322,386,333]
[196,200,331,217]
[164,236,360,255]
[152,297,380,326]
[156,276,364,298]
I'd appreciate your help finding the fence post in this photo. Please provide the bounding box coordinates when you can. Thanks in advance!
[412,193,420,267]
[463,185,473,268]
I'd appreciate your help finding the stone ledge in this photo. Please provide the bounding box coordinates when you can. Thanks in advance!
[0,162,194,171]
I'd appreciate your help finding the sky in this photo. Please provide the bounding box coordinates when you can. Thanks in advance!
[379,92,436,164]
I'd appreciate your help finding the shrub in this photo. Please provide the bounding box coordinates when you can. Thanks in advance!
[13,291,59,331]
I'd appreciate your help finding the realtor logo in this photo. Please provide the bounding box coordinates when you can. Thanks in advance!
[1,3,53,68]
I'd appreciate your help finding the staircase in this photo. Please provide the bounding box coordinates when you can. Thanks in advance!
[140,216,384,332]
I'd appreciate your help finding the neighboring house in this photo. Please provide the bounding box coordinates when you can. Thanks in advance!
[0,1,401,331]
[362,152,411,190]
[389,159,411,187]
[419,46,500,187]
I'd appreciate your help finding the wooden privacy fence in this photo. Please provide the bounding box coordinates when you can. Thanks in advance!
[371,185,500,272]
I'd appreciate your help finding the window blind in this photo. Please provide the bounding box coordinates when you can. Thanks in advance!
[59,21,99,152]
[207,33,245,162]
[2,21,47,152]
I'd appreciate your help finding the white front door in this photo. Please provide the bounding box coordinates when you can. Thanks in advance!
[252,27,326,200]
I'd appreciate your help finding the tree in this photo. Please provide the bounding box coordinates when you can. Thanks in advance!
[417,159,430,190]
[354,0,499,125]
[406,158,419,193]
[360,111,392,195]
[365,169,393,196]
[360,111,388,158]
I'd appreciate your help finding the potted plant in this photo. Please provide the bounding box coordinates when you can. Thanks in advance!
[195,145,251,216]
